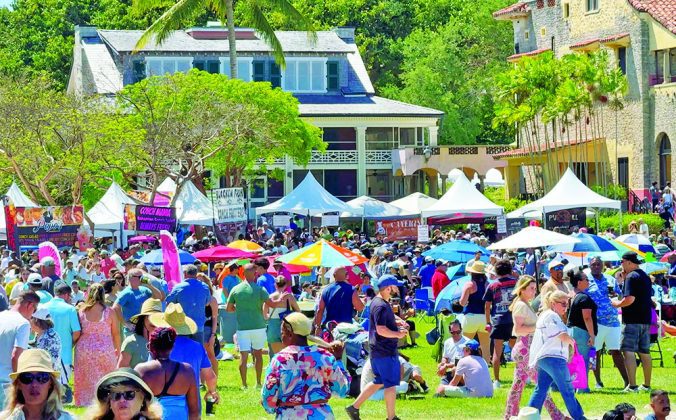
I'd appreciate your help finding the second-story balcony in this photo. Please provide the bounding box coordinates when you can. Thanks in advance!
[258,149,393,166]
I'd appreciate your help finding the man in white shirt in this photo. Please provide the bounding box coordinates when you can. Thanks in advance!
[0,249,10,271]
[638,218,649,238]
[438,320,468,385]
[0,290,39,409]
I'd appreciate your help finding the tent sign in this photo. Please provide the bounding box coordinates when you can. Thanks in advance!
[417,224,430,243]
[496,216,507,234]
[211,188,245,223]
[321,215,340,227]
[272,214,290,228]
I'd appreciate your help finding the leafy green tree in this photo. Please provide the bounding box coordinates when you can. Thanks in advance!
[116,70,323,202]
[134,0,314,77]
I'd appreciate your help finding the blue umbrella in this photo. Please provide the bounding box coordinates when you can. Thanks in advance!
[140,249,196,267]
[434,275,471,312]
[547,233,616,253]
[422,240,490,263]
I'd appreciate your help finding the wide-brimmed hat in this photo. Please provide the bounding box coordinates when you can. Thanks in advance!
[95,368,153,403]
[466,261,486,274]
[129,298,163,324]
[10,349,59,380]
[148,303,197,335]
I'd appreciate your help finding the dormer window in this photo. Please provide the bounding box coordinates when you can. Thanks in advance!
[145,57,192,76]
[284,58,327,93]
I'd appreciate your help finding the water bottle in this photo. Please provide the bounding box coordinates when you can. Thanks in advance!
[588,346,597,370]
[205,394,216,416]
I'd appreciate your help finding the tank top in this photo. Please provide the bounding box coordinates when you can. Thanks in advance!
[157,361,188,420]
[464,280,486,315]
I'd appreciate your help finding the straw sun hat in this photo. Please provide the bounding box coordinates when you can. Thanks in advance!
[95,368,154,403]
[466,261,486,274]
[10,349,59,380]
[148,303,197,335]
[129,298,163,324]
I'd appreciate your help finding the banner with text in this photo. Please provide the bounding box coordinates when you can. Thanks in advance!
[211,188,246,223]
[12,205,84,248]
[377,219,422,241]
[125,205,176,232]
[545,207,586,234]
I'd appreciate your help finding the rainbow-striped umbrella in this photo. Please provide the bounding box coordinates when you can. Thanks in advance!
[277,239,368,268]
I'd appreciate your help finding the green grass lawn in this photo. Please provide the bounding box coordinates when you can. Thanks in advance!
[67,318,676,419]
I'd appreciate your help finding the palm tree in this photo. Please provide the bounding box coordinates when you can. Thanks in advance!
[133,0,315,78]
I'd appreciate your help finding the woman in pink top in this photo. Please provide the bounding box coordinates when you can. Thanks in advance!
[74,283,121,406]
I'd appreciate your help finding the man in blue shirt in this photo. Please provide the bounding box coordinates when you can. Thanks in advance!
[113,268,163,333]
[313,267,365,335]
[667,253,676,289]
[43,283,81,403]
[165,264,211,344]
[419,257,436,288]
[584,256,628,389]
[254,258,276,294]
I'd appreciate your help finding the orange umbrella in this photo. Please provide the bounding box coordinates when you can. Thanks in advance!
[228,240,264,253]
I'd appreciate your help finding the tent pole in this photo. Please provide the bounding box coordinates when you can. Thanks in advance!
[619,209,623,235]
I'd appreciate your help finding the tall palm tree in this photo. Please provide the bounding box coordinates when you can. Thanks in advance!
[133,0,315,78]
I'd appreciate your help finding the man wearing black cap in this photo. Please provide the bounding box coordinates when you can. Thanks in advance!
[612,251,652,392]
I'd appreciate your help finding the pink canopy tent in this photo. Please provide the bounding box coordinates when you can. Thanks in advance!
[192,246,257,262]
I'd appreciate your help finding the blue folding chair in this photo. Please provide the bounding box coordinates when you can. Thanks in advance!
[414,288,434,322]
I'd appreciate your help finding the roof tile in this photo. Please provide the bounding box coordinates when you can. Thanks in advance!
[628,0,676,34]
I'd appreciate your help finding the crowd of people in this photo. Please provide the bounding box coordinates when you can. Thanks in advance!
[0,219,674,419]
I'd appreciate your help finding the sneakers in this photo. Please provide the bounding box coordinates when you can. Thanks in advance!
[622,385,639,393]
[638,384,651,392]
[345,405,361,420]
[595,382,604,389]
[493,380,501,389]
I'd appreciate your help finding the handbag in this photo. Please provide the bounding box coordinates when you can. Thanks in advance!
[426,326,440,346]
[278,297,294,320]
[567,343,588,390]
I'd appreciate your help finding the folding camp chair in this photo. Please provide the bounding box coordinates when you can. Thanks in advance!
[651,303,664,367]
[414,288,434,322]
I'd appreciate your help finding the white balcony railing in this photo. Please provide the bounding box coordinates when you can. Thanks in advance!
[257,149,392,165]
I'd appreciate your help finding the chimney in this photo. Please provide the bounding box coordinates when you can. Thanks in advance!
[333,27,355,43]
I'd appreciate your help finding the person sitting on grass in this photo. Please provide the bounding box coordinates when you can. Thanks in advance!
[437,320,467,385]
[645,390,670,420]
[434,339,493,398]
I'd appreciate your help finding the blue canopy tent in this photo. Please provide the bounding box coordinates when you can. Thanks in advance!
[140,249,196,267]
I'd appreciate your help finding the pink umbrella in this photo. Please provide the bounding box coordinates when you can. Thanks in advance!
[128,235,157,244]
[192,246,256,263]
[660,251,676,262]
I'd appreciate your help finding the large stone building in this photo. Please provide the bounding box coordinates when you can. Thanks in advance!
[493,0,675,203]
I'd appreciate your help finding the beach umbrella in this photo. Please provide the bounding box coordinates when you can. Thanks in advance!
[192,246,257,262]
[325,263,377,286]
[488,226,579,250]
[660,251,676,262]
[128,235,157,244]
[277,239,368,268]
[140,249,196,266]
[640,261,670,275]
[548,233,616,253]
[228,240,264,253]
[434,275,471,312]
[615,234,656,254]
[422,240,490,263]
[264,255,310,275]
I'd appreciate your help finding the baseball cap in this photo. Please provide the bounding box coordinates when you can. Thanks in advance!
[32,306,51,321]
[41,257,55,267]
[548,260,564,270]
[435,259,449,267]
[622,251,641,265]
[27,273,43,285]
[424,256,434,263]
[283,312,312,337]
[375,274,403,290]
[460,339,480,352]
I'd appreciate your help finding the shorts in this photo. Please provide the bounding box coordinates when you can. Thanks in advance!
[371,356,400,389]
[594,324,622,351]
[489,323,514,341]
[267,318,282,343]
[460,313,486,335]
[620,323,650,354]
[237,328,267,352]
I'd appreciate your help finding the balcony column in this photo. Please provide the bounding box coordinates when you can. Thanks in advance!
[357,126,367,196]
[428,173,439,198]
[429,126,439,147]
[284,155,294,194]
[403,175,413,195]
[440,174,448,195]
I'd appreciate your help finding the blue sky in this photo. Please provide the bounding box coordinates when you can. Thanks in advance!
[0,0,11,9]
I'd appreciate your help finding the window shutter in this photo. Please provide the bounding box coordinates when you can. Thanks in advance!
[270,62,282,88]
[327,61,339,90]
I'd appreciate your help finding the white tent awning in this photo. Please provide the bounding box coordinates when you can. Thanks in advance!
[422,173,503,218]
[256,172,358,216]
[389,192,437,214]
[342,196,417,220]
[87,182,140,231]
[487,226,580,250]
[174,181,215,226]
[508,168,621,217]
[1,182,39,233]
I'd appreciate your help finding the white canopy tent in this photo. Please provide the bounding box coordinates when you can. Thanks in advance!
[390,192,437,214]
[256,172,358,216]
[87,182,140,239]
[341,196,417,220]
[0,182,39,240]
[422,173,504,218]
[507,168,621,218]
[488,226,580,250]
[173,181,215,226]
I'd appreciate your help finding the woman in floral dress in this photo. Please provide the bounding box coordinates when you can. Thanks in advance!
[74,283,121,406]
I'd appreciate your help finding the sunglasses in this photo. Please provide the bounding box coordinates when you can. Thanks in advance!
[109,390,137,401]
[450,331,462,336]
[18,372,51,385]
[552,266,564,271]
